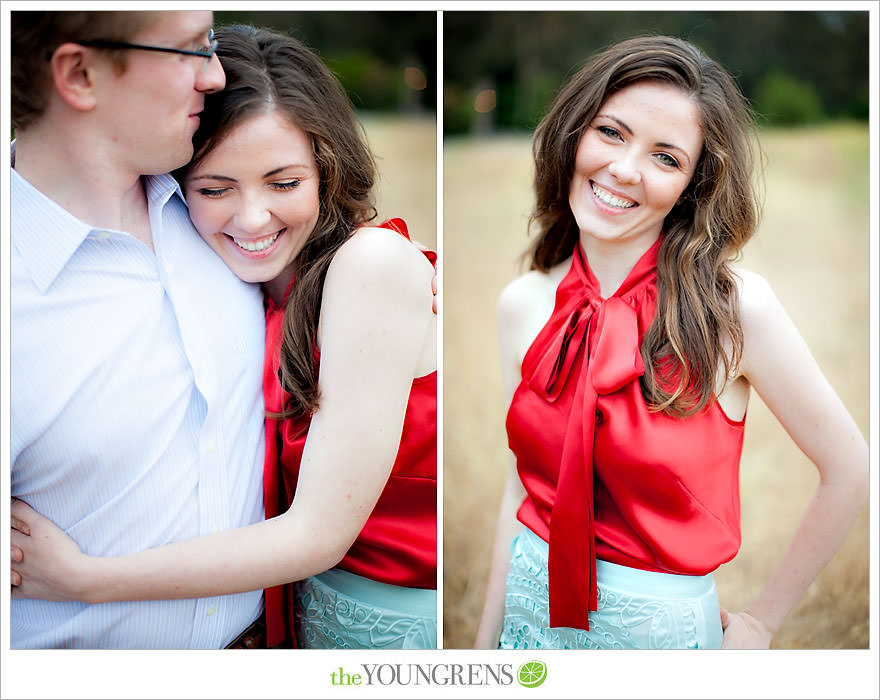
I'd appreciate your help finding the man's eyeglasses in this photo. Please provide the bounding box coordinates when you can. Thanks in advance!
[77,29,218,72]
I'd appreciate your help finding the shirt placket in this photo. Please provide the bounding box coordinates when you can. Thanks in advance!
[151,196,231,649]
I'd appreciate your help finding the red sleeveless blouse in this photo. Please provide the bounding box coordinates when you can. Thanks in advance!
[262,219,437,647]
[507,237,745,631]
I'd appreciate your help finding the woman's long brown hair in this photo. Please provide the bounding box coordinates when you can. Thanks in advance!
[529,35,762,417]
[179,25,377,418]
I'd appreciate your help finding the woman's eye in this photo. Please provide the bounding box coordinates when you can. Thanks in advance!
[598,125,622,140]
[655,153,680,169]
[271,180,301,191]
[197,187,229,198]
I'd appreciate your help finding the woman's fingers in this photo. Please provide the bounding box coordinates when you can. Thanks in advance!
[11,499,33,535]
[11,540,24,588]
[11,516,30,536]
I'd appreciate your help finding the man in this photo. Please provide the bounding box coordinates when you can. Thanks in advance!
[11,10,267,648]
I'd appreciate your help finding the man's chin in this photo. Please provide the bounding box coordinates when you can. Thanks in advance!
[145,144,194,177]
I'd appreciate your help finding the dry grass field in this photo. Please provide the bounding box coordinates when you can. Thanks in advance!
[442,123,870,649]
[361,113,437,251]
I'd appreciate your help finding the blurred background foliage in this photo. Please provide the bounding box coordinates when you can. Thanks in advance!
[215,11,436,113]
[444,10,868,134]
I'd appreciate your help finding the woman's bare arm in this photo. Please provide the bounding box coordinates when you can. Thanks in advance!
[11,227,436,604]
[720,269,868,647]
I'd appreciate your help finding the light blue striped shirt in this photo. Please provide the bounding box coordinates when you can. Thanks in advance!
[11,156,266,648]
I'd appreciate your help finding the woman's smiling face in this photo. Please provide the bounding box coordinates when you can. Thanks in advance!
[568,81,704,249]
[184,110,321,289]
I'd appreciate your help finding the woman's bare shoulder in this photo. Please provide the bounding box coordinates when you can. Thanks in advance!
[499,257,570,318]
[498,256,570,357]
[730,264,780,326]
[330,225,434,289]
[729,264,801,381]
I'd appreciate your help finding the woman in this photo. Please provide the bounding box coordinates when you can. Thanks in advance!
[473,35,867,650]
[10,25,438,650]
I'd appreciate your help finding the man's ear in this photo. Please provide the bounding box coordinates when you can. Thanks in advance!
[49,43,100,113]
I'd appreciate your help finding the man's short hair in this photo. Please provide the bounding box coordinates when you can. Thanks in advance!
[12,11,160,130]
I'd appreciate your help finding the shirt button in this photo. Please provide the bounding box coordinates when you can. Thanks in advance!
[206,440,216,453]
[95,231,110,240]
[206,606,217,617]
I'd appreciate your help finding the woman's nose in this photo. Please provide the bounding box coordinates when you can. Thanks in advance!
[236,195,273,233]
[608,156,641,185]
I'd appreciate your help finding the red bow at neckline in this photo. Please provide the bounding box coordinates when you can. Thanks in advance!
[532,237,661,630]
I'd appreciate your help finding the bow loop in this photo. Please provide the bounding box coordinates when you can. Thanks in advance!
[531,299,598,402]
[588,297,645,395]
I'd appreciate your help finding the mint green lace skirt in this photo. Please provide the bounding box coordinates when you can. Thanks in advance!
[294,568,437,649]
[500,527,723,649]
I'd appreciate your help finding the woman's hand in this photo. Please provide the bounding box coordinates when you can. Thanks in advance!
[409,239,438,315]
[10,499,89,602]
[11,503,30,587]
[720,606,773,649]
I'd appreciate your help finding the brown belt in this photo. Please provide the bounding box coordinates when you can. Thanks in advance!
[225,615,267,649]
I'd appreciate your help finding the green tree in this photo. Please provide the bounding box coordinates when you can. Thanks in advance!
[754,71,825,126]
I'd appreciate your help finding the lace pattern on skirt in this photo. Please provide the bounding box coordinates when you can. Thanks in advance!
[294,571,437,649]
[499,528,722,650]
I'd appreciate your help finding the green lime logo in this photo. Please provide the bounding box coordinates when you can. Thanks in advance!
[517,660,547,688]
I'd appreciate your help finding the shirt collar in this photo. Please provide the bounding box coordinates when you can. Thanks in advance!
[145,171,187,209]
[11,143,187,292]
[12,149,94,293]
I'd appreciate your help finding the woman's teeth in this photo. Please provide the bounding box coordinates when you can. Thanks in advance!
[232,230,282,252]
[592,183,637,209]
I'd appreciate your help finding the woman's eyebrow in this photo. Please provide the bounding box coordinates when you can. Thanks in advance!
[597,114,633,135]
[188,164,313,182]
[262,164,311,178]
[188,174,237,182]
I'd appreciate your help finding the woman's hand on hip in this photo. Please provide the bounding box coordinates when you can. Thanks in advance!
[720,606,773,649]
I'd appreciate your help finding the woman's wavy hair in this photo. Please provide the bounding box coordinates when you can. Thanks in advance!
[179,25,377,418]
[529,35,762,417]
